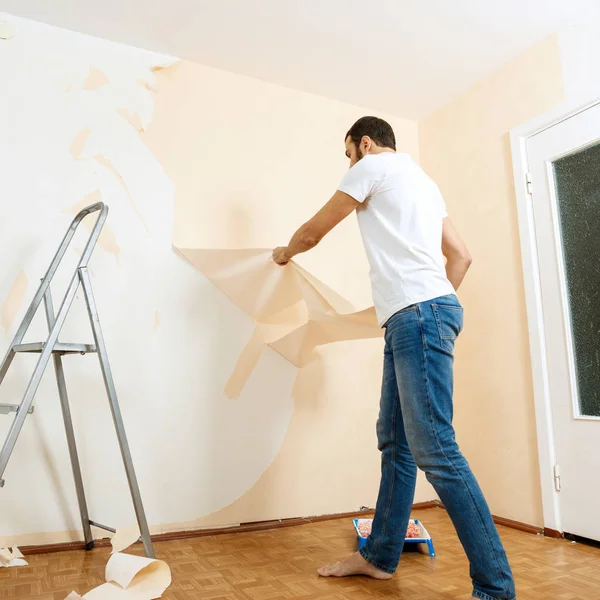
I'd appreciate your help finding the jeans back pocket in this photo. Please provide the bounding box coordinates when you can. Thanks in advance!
[431,303,464,352]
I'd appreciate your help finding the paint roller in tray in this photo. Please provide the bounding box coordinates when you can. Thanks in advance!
[353,518,436,557]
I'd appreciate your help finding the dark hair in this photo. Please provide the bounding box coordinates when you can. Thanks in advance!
[346,116,396,151]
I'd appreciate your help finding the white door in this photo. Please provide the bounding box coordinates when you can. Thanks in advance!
[527,102,600,542]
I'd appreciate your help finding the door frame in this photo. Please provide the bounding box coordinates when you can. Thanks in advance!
[510,97,600,533]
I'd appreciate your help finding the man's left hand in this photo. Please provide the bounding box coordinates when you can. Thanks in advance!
[272,247,291,265]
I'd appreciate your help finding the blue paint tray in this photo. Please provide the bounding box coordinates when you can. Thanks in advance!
[353,518,435,557]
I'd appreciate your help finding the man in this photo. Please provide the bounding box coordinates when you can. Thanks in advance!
[272,117,516,600]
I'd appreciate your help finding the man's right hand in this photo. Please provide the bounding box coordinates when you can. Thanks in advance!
[272,247,291,265]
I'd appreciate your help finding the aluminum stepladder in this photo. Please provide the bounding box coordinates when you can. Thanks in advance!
[0,202,154,558]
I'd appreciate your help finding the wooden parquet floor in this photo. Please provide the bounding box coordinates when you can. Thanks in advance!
[2,508,600,600]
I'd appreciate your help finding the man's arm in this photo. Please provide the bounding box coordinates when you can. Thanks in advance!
[442,217,472,290]
[273,191,359,264]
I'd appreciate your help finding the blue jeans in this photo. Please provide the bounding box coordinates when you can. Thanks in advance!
[360,295,516,600]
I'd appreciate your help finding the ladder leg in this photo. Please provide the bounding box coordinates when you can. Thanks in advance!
[43,289,94,550]
[0,273,81,484]
[79,267,155,558]
[0,353,58,484]
[0,206,103,386]
[54,354,95,549]
[0,350,16,387]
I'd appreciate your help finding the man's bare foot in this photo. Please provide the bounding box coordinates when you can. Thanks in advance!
[317,552,393,580]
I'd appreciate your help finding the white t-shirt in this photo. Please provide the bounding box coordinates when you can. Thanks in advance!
[338,152,455,327]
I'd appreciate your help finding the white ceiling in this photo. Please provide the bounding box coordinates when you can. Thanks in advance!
[1,0,599,118]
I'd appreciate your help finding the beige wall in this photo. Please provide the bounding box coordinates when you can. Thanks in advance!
[419,34,565,526]
[142,60,436,531]
[0,13,570,545]
[144,60,418,309]
[0,16,433,547]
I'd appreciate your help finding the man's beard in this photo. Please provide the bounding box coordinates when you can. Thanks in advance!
[356,146,365,162]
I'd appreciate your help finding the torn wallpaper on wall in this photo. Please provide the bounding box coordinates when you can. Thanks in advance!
[178,248,382,399]
[0,13,425,544]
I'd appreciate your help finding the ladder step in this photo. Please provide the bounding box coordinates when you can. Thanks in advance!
[0,404,35,415]
[89,520,116,534]
[89,520,142,543]
[13,342,96,355]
